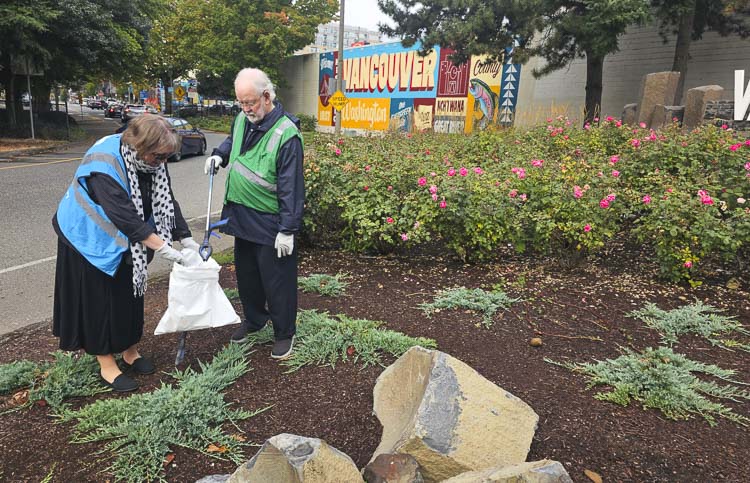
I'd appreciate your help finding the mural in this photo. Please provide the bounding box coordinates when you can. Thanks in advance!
[317,41,521,133]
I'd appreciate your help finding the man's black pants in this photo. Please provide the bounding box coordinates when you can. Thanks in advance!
[234,237,297,341]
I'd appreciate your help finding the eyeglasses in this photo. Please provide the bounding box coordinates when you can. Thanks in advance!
[236,92,267,108]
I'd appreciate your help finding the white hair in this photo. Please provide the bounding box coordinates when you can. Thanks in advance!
[234,68,276,101]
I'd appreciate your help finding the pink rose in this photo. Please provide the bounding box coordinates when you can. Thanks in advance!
[473,167,483,174]
[401,233,409,241]
[363,185,369,191]
[439,200,447,209]
[639,122,647,128]
[599,199,610,209]
[459,167,468,176]
[386,217,394,224]
[447,168,456,176]
[519,193,527,201]
[509,189,518,198]
[429,185,438,194]
[431,193,438,201]
[338,138,344,145]
[584,224,592,232]
[418,177,427,186]
[610,155,619,164]
[573,186,583,199]
[612,170,620,178]
[335,148,341,156]
[387,185,393,191]
[684,261,693,268]
[365,165,371,171]
[642,195,651,204]
[531,159,544,167]
[632,139,641,148]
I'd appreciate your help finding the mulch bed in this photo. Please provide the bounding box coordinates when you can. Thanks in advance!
[0,246,748,482]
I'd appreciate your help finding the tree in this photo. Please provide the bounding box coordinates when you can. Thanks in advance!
[0,0,160,129]
[652,0,750,104]
[171,0,338,99]
[378,0,652,124]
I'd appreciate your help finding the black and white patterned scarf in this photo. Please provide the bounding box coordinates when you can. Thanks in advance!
[120,143,175,296]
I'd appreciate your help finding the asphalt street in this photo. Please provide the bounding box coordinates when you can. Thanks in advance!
[0,109,234,336]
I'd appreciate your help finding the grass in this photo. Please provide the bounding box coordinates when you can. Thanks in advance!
[546,346,750,427]
[628,301,750,351]
[59,343,268,483]
[298,273,350,296]
[244,309,437,372]
[420,286,520,328]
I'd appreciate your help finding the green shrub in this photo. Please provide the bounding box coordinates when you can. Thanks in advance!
[420,286,520,328]
[298,273,349,296]
[296,113,317,132]
[303,119,750,282]
[547,346,750,426]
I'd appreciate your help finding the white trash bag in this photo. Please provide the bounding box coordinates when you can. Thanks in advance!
[155,249,240,335]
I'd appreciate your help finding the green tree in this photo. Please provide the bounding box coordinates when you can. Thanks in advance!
[652,0,750,104]
[378,0,652,124]
[176,0,338,99]
[0,0,160,129]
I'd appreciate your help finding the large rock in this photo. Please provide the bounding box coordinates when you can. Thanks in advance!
[683,85,724,130]
[650,105,684,129]
[363,453,424,483]
[370,346,539,482]
[228,433,364,483]
[442,460,573,483]
[636,72,681,127]
[621,103,637,125]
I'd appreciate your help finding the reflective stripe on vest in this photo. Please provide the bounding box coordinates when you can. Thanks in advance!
[266,118,296,153]
[72,184,129,248]
[230,162,277,192]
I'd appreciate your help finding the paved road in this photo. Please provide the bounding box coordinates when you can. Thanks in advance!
[0,111,234,336]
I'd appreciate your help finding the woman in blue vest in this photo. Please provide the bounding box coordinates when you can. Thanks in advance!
[53,115,199,392]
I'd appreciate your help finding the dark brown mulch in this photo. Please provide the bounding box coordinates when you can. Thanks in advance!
[1,247,749,482]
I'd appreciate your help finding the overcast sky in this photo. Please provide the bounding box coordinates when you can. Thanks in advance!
[343,0,394,32]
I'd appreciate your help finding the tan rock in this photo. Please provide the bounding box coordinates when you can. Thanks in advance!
[371,346,539,482]
[636,72,681,127]
[683,85,724,130]
[621,103,637,125]
[229,433,363,483]
[442,460,573,482]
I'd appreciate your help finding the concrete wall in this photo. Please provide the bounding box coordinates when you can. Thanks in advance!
[517,23,750,125]
[278,53,320,116]
[277,21,750,128]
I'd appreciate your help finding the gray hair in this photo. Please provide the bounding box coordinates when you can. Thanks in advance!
[234,68,276,101]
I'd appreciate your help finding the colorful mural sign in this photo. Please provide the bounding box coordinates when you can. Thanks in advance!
[317,41,521,133]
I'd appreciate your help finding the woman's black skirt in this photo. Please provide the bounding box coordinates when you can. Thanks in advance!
[53,239,144,355]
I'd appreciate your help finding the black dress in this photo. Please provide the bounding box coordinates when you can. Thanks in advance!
[52,169,190,355]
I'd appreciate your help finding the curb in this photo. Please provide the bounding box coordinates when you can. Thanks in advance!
[0,143,72,161]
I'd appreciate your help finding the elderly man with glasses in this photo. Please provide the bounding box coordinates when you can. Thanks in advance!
[203,67,304,360]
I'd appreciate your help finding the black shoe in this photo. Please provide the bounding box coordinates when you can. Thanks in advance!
[271,336,294,360]
[121,357,156,375]
[100,373,139,392]
[230,320,265,343]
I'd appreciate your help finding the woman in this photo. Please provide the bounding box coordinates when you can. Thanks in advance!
[52,115,201,392]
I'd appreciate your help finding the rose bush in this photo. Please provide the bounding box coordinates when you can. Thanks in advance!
[301,119,750,282]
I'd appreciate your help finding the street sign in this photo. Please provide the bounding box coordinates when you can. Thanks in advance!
[174,85,186,99]
[330,90,349,111]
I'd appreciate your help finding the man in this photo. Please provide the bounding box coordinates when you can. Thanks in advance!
[204,68,304,360]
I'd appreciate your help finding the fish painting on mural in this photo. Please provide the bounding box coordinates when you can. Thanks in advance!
[468,78,498,129]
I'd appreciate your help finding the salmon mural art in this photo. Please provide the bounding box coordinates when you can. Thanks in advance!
[469,78,498,129]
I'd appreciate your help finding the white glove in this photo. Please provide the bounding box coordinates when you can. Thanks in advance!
[274,233,294,258]
[156,241,185,264]
[204,155,223,175]
[180,236,200,252]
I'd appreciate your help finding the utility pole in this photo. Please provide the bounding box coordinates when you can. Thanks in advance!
[335,0,345,135]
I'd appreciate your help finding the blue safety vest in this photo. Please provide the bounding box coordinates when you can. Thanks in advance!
[56,134,131,276]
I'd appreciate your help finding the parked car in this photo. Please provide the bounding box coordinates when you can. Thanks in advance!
[176,104,199,117]
[164,116,207,161]
[104,103,123,118]
[207,102,240,116]
[87,99,105,109]
[121,104,157,123]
